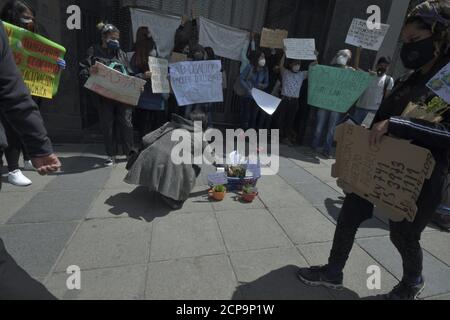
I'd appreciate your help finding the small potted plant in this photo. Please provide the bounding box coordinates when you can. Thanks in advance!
[210,185,227,201]
[241,185,258,203]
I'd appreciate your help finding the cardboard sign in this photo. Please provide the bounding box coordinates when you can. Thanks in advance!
[260,28,288,49]
[149,57,170,93]
[169,60,223,106]
[345,18,390,51]
[332,124,436,222]
[308,65,374,113]
[170,52,188,63]
[283,38,316,60]
[427,62,450,104]
[3,21,66,99]
[84,62,146,106]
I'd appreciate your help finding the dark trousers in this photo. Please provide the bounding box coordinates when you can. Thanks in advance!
[240,97,258,130]
[328,162,446,284]
[277,98,300,139]
[97,99,134,157]
[0,114,30,172]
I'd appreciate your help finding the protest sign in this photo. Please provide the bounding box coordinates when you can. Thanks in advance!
[149,57,170,93]
[427,62,450,104]
[283,38,316,60]
[251,88,281,115]
[170,60,223,106]
[84,62,146,106]
[3,21,66,99]
[345,18,390,51]
[332,124,436,222]
[130,8,180,58]
[260,28,288,49]
[199,17,249,61]
[170,52,188,63]
[308,64,374,113]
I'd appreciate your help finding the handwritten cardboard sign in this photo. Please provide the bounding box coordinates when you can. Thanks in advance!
[170,60,223,106]
[170,52,188,63]
[149,57,170,93]
[308,64,374,113]
[345,18,390,51]
[427,62,450,104]
[3,21,66,99]
[260,28,288,49]
[84,62,146,106]
[283,38,316,60]
[332,124,436,222]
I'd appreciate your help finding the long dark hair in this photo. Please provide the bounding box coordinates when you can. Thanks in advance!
[1,0,36,30]
[133,39,153,72]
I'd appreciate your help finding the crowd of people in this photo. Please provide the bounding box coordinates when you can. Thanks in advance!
[0,0,449,300]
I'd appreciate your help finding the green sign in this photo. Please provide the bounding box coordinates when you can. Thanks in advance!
[308,64,375,113]
[3,21,66,99]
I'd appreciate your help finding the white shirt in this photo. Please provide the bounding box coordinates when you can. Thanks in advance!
[356,74,394,111]
[281,70,306,98]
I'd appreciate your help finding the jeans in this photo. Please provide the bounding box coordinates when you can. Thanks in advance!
[311,109,342,155]
[240,97,258,130]
[328,162,446,284]
[353,107,375,125]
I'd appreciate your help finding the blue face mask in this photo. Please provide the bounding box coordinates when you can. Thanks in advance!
[107,39,120,50]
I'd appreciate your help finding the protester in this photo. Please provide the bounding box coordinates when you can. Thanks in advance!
[239,50,269,130]
[130,33,165,141]
[354,57,395,125]
[79,22,135,167]
[311,49,353,158]
[432,175,450,230]
[0,0,65,185]
[0,20,60,300]
[298,0,450,300]
[132,26,158,57]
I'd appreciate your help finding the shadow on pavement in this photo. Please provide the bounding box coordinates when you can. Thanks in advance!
[57,156,107,175]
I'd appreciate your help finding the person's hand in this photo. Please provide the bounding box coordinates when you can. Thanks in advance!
[144,71,152,79]
[31,154,61,176]
[369,120,389,146]
[368,70,377,76]
[90,65,99,75]
[57,58,66,70]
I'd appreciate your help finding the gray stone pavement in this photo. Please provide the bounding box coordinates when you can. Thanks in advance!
[0,143,449,300]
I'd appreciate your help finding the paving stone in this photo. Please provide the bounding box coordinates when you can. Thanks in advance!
[421,232,450,266]
[216,209,291,252]
[56,218,150,271]
[146,255,237,300]
[0,171,56,193]
[357,237,450,299]
[211,192,265,212]
[278,166,322,185]
[291,183,342,206]
[270,206,337,245]
[8,189,100,224]
[0,222,78,278]
[298,242,398,299]
[427,293,450,300]
[150,212,225,261]
[0,191,37,224]
[46,264,147,300]
[327,180,345,195]
[303,166,337,183]
[258,187,309,209]
[43,166,111,191]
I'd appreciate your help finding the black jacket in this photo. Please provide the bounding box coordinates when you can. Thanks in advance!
[0,21,52,157]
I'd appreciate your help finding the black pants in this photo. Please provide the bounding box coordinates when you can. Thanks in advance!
[328,162,446,284]
[97,98,134,157]
[277,98,300,139]
[0,114,30,172]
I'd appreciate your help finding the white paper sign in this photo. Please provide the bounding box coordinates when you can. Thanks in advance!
[251,88,282,115]
[199,17,249,61]
[149,57,170,93]
[427,62,450,104]
[345,18,390,51]
[170,60,224,106]
[283,38,316,60]
[130,8,180,59]
[84,62,146,106]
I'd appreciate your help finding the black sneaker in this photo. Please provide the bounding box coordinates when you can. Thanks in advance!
[297,266,344,290]
[385,279,425,300]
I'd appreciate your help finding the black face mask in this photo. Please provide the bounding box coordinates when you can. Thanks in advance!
[400,37,435,70]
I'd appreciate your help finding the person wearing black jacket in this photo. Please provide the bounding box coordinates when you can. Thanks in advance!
[298,0,450,300]
[0,20,60,300]
[79,23,135,167]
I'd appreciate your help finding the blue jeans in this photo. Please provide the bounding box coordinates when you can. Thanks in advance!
[353,107,375,125]
[240,97,258,130]
[311,109,342,155]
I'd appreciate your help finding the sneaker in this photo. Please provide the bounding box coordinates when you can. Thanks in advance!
[385,279,425,300]
[297,265,344,290]
[23,160,35,171]
[104,157,115,167]
[8,169,32,187]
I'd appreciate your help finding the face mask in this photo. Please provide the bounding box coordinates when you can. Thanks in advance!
[107,39,120,50]
[150,49,157,57]
[336,56,348,66]
[400,37,435,70]
[258,59,266,67]
[292,65,301,73]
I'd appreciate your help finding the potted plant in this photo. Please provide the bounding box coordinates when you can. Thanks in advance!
[241,185,258,203]
[210,185,227,201]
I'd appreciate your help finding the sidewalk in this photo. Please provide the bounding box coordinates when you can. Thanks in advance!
[1,144,449,300]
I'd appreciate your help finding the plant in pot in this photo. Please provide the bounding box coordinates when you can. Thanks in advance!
[241,185,258,203]
[210,185,227,201]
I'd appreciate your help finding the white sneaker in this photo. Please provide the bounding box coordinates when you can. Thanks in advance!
[23,160,35,171]
[104,157,115,167]
[8,169,32,187]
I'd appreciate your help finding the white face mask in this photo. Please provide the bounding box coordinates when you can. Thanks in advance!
[292,65,301,73]
[150,49,157,57]
[336,56,349,66]
[258,59,266,67]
